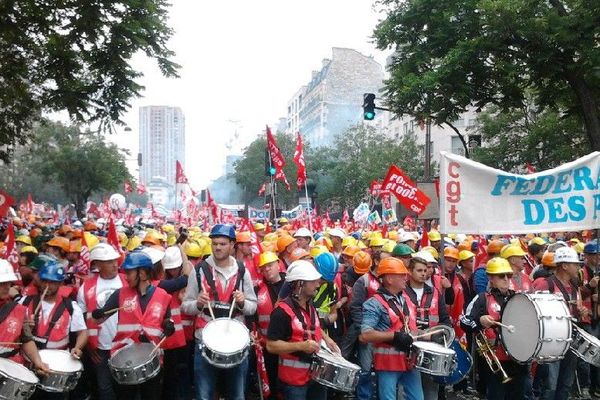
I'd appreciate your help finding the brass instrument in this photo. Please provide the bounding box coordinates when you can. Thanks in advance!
[475,332,512,384]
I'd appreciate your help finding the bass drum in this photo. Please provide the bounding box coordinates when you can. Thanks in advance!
[433,340,473,386]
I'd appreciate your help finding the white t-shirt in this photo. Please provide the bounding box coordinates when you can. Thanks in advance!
[413,287,424,303]
[77,275,124,350]
[39,300,87,332]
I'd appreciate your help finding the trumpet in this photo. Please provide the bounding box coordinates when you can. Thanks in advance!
[475,332,512,384]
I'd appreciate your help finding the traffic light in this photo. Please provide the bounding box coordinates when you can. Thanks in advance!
[265,148,276,177]
[363,93,376,120]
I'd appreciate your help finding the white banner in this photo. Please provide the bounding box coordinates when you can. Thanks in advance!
[439,151,600,234]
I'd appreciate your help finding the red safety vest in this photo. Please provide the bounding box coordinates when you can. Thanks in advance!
[509,272,532,293]
[277,299,322,386]
[446,272,465,337]
[24,295,71,350]
[403,286,440,328]
[372,294,416,372]
[151,280,186,350]
[366,272,380,299]
[243,257,260,287]
[0,303,27,364]
[256,280,277,337]
[82,274,127,350]
[112,286,171,353]
[483,293,510,361]
[580,266,594,325]
[195,264,245,329]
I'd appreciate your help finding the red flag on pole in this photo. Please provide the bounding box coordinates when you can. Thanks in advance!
[258,182,267,196]
[136,183,147,195]
[124,182,132,194]
[3,223,19,273]
[266,126,291,191]
[255,338,271,398]
[0,190,15,217]
[420,226,430,248]
[176,161,189,184]
[293,132,307,189]
[206,189,219,222]
[107,217,125,266]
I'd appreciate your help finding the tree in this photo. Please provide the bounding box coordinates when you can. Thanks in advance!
[0,0,179,162]
[473,103,590,172]
[374,0,600,150]
[34,121,133,217]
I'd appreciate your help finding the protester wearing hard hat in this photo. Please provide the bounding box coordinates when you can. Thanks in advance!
[458,250,477,307]
[77,243,126,400]
[501,245,532,293]
[360,258,422,400]
[531,252,555,281]
[277,234,298,270]
[579,241,600,327]
[532,247,583,400]
[428,230,442,252]
[398,231,417,250]
[181,224,257,400]
[443,247,465,337]
[266,260,338,400]
[15,235,32,251]
[328,228,346,259]
[473,239,506,294]
[0,260,49,372]
[293,228,313,251]
[313,252,347,345]
[235,231,260,286]
[461,258,527,400]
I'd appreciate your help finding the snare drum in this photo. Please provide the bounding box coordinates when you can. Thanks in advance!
[410,341,456,376]
[199,318,250,368]
[310,349,360,392]
[38,349,83,392]
[109,343,161,385]
[433,340,473,385]
[0,358,38,399]
[571,325,600,367]
[501,292,572,363]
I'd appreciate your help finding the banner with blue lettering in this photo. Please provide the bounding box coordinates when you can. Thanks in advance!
[439,151,600,234]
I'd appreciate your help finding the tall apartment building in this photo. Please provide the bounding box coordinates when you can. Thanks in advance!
[286,48,384,147]
[138,106,185,187]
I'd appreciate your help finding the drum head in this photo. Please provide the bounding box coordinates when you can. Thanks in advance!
[413,341,456,355]
[501,293,540,362]
[201,318,249,354]
[110,343,155,369]
[0,358,39,384]
[39,349,83,373]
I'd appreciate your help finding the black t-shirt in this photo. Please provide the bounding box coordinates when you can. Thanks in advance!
[267,307,292,342]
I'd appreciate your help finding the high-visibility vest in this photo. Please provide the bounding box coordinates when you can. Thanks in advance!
[151,280,186,350]
[403,285,441,329]
[0,302,27,364]
[111,286,171,354]
[483,292,510,361]
[372,293,415,372]
[24,295,72,350]
[366,272,380,299]
[82,274,126,350]
[255,280,276,337]
[509,272,532,293]
[277,299,322,386]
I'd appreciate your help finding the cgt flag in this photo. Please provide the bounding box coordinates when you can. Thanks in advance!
[266,125,291,190]
[381,165,431,215]
[176,161,189,184]
[293,132,307,189]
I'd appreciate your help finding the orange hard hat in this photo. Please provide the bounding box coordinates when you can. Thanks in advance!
[443,247,460,260]
[377,257,408,276]
[487,240,505,255]
[235,231,251,243]
[71,229,83,239]
[47,236,70,252]
[457,241,472,252]
[84,221,98,231]
[342,245,361,258]
[58,225,73,235]
[69,240,82,253]
[290,248,311,262]
[353,251,372,275]
[541,251,556,268]
[277,235,296,253]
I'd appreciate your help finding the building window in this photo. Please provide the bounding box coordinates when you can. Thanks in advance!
[451,136,465,156]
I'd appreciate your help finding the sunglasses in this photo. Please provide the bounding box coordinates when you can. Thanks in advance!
[496,273,513,279]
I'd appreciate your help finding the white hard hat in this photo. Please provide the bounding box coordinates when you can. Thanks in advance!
[285,260,322,282]
[163,247,183,270]
[328,228,346,239]
[142,246,165,264]
[455,234,467,243]
[90,243,120,261]
[413,251,437,264]
[293,228,313,238]
[398,231,416,243]
[72,220,83,228]
[554,247,582,264]
[0,260,18,283]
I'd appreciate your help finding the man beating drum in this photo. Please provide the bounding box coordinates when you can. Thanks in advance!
[91,251,175,400]
[181,224,257,400]
[266,260,340,400]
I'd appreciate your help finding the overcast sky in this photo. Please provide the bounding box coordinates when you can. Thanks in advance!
[111,0,389,189]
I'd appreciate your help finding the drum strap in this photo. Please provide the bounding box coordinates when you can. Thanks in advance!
[27,298,73,349]
[197,261,246,303]
[419,290,434,324]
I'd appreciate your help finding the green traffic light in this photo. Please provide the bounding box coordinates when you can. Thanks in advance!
[269,167,276,175]
[364,111,375,120]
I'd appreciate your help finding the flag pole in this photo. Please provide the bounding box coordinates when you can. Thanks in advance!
[304,181,313,233]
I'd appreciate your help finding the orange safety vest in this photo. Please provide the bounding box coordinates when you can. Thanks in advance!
[483,293,510,361]
[0,302,27,364]
[403,285,441,329]
[82,274,127,350]
[277,299,322,386]
[372,293,416,372]
[111,286,171,354]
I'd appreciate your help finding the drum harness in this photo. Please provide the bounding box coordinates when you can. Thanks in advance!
[196,261,245,319]
[23,295,73,349]
[546,275,579,318]
[285,297,319,363]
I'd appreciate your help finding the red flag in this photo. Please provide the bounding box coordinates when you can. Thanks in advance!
[2,223,19,273]
[526,163,536,174]
[26,193,33,214]
[258,182,267,196]
[124,182,132,194]
[475,236,488,269]
[137,183,147,195]
[266,126,291,191]
[107,217,125,265]
[80,230,91,273]
[254,338,271,398]
[342,209,349,225]
[381,165,431,215]
[293,132,307,189]
[0,190,15,217]
[206,189,219,222]
[420,226,430,248]
[176,161,189,184]
[240,219,263,256]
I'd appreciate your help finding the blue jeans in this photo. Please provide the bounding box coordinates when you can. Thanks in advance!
[542,350,578,400]
[280,381,327,400]
[194,341,248,400]
[92,349,116,400]
[377,369,423,400]
[356,343,374,400]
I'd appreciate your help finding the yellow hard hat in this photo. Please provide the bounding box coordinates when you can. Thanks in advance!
[428,230,441,242]
[574,242,585,254]
[421,246,439,260]
[201,241,212,257]
[167,233,177,247]
[369,231,383,240]
[258,251,279,268]
[310,245,329,259]
[84,232,100,250]
[387,231,398,241]
[118,232,128,247]
[458,250,475,262]
[370,237,386,248]
[342,236,358,248]
[254,223,266,231]
[357,241,367,249]
[529,237,546,246]
[501,245,527,259]
[264,233,278,243]
[486,257,513,275]
[16,235,32,246]
[126,236,142,252]
[162,224,175,233]
[381,240,396,254]
[315,236,333,251]
[184,242,202,258]
[279,217,289,224]
[20,246,38,255]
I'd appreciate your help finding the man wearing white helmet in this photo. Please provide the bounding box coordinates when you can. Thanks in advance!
[0,260,49,373]
[328,228,346,259]
[266,260,339,400]
[77,243,126,400]
[532,246,583,400]
[293,228,313,251]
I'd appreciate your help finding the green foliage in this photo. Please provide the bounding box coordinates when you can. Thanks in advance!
[0,0,179,162]
[374,0,600,149]
[473,103,590,172]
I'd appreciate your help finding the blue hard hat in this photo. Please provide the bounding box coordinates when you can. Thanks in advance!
[314,252,339,282]
[584,242,600,254]
[351,232,361,240]
[38,260,65,282]
[121,251,153,270]
[209,224,236,240]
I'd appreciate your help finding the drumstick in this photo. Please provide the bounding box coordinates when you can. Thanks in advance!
[0,342,22,345]
[202,282,216,321]
[104,306,126,315]
[149,336,167,357]
[411,328,448,340]
[493,321,516,333]
[228,291,238,320]
[34,286,49,317]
